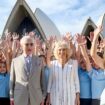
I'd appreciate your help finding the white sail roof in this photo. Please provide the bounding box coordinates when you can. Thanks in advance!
[97,13,105,38]
[2,0,60,40]
[35,8,60,39]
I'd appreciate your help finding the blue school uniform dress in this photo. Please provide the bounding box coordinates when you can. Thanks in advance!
[88,68,105,105]
[78,67,92,105]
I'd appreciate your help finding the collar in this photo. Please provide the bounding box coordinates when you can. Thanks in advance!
[0,72,6,76]
[23,53,32,58]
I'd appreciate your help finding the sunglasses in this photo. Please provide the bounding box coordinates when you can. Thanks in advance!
[25,43,34,47]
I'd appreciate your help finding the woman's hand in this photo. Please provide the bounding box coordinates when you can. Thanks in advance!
[87,32,94,42]
[94,25,103,36]
[63,32,73,43]
[76,34,87,46]
[75,93,80,105]
[12,33,19,40]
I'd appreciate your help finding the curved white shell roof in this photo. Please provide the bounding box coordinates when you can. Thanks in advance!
[35,8,60,39]
[2,0,60,40]
[97,13,105,38]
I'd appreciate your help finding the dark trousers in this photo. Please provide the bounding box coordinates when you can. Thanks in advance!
[80,98,92,105]
[91,99,100,105]
[0,98,10,105]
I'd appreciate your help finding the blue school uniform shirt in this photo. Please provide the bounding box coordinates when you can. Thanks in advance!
[88,68,105,99]
[0,73,10,98]
[78,67,92,98]
[42,66,50,96]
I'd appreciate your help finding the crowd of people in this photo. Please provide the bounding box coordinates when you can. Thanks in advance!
[0,26,105,105]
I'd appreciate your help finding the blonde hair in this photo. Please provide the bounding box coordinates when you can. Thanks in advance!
[53,40,72,60]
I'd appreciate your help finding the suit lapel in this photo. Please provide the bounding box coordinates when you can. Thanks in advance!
[29,55,39,78]
[20,55,28,76]
[20,54,40,78]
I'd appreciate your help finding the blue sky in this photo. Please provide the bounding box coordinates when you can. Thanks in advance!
[0,0,105,35]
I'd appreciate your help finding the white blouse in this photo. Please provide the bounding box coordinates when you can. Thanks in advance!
[47,59,80,105]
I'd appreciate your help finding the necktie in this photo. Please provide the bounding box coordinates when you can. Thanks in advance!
[26,56,32,75]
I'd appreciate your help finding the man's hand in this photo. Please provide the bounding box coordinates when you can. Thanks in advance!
[46,93,51,105]
[40,100,45,105]
[10,99,14,105]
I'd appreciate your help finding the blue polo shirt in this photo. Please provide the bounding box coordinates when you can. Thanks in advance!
[0,73,10,98]
[42,66,50,94]
[78,67,91,98]
[88,68,105,99]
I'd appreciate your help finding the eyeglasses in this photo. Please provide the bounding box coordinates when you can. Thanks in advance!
[25,43,34,47]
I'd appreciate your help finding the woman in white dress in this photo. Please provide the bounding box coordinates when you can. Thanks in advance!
[46,40,80,105]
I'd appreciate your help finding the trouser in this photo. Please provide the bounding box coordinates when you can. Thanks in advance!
[80,98,92,105]
[91,99,100,105]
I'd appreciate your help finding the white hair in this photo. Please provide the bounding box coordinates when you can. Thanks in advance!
[20,36,34,45]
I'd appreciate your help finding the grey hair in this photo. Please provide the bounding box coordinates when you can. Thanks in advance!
[20,36,34,45]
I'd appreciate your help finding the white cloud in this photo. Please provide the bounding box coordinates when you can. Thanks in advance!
[27,0,79,14]
[0,0,105,35]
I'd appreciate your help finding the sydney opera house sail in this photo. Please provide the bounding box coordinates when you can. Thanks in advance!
[35,8,60,39]
[81,18,97,49]
[81,18,102,49]
[2,0,60,41]
[81,18,96,36]
[97,13,105,38]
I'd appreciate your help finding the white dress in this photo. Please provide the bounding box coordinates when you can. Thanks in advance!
[100,88,105,105]
[47,59,80,105]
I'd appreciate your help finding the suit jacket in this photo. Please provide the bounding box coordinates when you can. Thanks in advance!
[10,54,44,105]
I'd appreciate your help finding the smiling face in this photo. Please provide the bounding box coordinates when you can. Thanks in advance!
[54,41,71,63]
[21,38,34,55]
[97,45,104,54]
[0,62,7,73]
[57,48,67,60]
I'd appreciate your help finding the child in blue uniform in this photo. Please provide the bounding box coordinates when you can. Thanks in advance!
[78,58,92,105]
[0,61,10,105]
